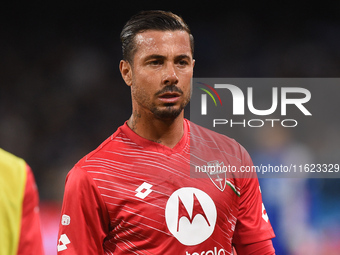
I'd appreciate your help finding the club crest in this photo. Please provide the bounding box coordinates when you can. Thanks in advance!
[206,160,227,192]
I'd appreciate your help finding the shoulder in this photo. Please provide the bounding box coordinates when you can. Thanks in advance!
[0,148,26,174]
[189,120,236,143]
[74,124,128,168]
[0,148,27,193]
[66,123,133,187]
[188,121,250,163]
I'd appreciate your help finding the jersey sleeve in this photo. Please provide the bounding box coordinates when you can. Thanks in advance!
[233,146,275,246]
[57,166,110,254]
[234,239,275,255]
[17,164,44,255]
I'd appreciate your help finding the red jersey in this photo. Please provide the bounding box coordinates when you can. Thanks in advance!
[57,120,275,254]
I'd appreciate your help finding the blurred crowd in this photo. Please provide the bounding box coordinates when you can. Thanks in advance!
[1,2,340,254]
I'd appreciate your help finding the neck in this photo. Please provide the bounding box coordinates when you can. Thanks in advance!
[127,110,185,149]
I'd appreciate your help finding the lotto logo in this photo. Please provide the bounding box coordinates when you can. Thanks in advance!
[57,234,71,251]
[165,187,217,246]
[135,182,153,199]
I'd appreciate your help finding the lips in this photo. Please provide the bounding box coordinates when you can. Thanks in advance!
[158,92,181,103]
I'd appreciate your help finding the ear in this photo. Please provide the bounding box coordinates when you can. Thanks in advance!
[119,60,132,86]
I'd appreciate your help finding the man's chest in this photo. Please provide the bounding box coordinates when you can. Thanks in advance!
[91,162,240,252]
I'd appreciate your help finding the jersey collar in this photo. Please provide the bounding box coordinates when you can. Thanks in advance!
[121,119,189,155]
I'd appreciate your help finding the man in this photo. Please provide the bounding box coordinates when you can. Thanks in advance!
[0,148,44,255]
[57,10,275,254]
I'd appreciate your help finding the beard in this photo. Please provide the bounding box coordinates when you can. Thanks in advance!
[150,102,187,120]
[133,84,192,120]
[151,85,191,120]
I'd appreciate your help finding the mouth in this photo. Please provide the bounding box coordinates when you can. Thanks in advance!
[158,92,181,103]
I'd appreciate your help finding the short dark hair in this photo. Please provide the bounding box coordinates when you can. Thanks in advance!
[120,10,194,63]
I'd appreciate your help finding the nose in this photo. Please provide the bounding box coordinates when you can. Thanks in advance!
[162,63,179,86]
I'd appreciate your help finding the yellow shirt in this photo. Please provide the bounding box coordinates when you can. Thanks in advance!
[0,148,27,255]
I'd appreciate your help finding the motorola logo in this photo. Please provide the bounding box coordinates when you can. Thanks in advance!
[165,187,217,246]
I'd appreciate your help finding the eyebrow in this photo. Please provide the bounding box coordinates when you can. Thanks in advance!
[174,54,192,61]
[143,54,192,62]
[143,54,166,62]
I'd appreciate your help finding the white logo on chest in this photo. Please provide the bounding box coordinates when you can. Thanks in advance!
[135,182,153,199]
[165,187,217,246]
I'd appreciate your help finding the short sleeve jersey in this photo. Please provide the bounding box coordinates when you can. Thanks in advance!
[57,120,275,254]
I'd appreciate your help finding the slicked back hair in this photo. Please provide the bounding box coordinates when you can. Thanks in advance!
[120,10,194,63]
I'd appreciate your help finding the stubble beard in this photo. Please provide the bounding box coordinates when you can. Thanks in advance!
[150,101,187,120]
[133,85,192,121]
[151,87,191,120]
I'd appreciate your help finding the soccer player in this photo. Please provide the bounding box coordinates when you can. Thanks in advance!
[57,10,275,254]
[0,148,44,255]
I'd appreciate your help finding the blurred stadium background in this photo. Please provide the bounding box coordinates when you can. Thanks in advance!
[1,1,340,254]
